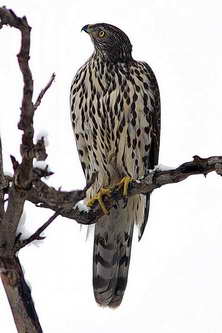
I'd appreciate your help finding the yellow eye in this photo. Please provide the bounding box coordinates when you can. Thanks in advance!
[98,30,105,38]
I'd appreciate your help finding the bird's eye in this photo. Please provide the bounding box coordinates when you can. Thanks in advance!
[98,30,105,38]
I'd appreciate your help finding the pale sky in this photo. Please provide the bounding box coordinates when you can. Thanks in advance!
[1,1,222,332]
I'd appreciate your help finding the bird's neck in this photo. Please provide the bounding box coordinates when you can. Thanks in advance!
[94,46,132,64]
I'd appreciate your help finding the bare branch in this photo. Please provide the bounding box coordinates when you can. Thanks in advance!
[32,165,54,178]
[0,6,46,332]
[0,256,42,333]
[33,73,55,111]
[24,155,222,225]
[15,210,61,251]
[0,7,34,190]
[10,155,19,172]
[0,7,23,29]
[0,137,7,221]
[33,137,48,161]
[20,137,48,162]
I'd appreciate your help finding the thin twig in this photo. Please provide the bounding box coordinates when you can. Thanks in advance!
[33,73,56,111]
[15,209,61,251]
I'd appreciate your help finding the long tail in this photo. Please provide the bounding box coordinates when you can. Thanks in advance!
[93,200,134,307]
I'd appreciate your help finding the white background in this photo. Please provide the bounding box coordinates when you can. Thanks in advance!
[0,0,222,332]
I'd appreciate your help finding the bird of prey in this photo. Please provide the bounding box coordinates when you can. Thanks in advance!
[70,23,160,307]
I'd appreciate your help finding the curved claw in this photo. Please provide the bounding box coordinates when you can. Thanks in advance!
[117,176,133,197]
[87,187,111,215]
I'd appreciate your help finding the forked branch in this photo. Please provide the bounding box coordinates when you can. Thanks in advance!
[0,6,54,333]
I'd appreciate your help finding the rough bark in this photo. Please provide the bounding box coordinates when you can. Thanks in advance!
[0,7,46,333]
[1,256,42,333]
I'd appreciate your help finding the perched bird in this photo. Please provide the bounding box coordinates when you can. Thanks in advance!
[70,23,160,307]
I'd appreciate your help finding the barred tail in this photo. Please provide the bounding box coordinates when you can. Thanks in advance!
[93,204,134,307]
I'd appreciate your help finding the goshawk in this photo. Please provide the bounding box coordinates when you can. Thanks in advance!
[70,23,160,307]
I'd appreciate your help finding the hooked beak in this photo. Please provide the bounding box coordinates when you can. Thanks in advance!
[81,24,93,33]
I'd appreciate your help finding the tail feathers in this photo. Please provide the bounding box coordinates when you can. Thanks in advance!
[93,214,134,307]
[138,193,150,241]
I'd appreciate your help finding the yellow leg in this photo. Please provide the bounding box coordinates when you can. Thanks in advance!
[116,176,133,197]
[87,187,111,215]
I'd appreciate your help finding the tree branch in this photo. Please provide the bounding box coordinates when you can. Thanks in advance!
[0,137,7,222]
[15,210,61,251]
[0,256,42,333]
[0,6,55,333]
[33,73,55,111]
[23,155,222,225]
[0,6,35,253]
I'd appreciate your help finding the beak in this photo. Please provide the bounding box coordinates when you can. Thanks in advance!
[81,24,93,33]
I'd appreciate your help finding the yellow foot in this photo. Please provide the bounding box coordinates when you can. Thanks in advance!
[116,176,133,197]
[87,187,111,215]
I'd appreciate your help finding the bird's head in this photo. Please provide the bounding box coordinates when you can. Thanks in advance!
[81,23,132,63]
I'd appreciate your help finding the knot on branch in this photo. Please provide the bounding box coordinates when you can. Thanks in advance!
[0,256,17,272]
[1,270,19,287]
[18,115,34,132]
[20,137,47,161]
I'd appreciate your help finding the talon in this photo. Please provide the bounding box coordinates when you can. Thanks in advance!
[87,187,111,215]
[117,176,133,197]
